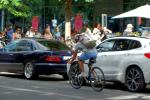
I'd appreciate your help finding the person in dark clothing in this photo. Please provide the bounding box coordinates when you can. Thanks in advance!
[6,25,14,44]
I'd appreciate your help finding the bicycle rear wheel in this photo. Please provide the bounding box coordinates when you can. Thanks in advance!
[90,67,105,92]
[68,62,83,89]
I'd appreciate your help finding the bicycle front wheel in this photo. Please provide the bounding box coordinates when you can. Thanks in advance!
[68,62,83,89]
[90,67,105,92]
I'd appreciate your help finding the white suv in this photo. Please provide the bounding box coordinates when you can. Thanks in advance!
[96,36,150,92]
[67,36,150,92]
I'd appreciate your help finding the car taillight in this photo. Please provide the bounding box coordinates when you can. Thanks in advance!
[144,53,150,59]
[45,56,61,62]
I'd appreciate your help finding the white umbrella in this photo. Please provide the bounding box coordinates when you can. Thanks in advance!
[112,4,150,19]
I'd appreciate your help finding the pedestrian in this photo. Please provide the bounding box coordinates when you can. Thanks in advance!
[54,26,61,40]
[6,24,14,43]
[51,16,58,34]
[83,23,92,38]
[92,23,104,45]
[99,26,112,41]
[60,34,65,43]
[25,26,35,38]
[34,29,42,38]
[74,13,83,33]
[13,27,21,40]
[123,24,134,36]
[43,24,53,39]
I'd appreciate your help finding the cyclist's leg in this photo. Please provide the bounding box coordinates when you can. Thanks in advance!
[78,59,84,73]
[78,53,89,76]
[78,52,97,76]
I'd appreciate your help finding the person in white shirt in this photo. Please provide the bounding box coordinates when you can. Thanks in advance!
[92,23,104,45]
[25,27,35,38]
[83,23,93,38]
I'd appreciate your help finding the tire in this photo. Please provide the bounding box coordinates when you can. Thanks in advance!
[24,62,37,79]
[125,67,145,92]
[68,62,83,89]
[90,67,105,92]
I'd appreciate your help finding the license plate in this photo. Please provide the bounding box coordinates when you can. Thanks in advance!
[63,56,71,60]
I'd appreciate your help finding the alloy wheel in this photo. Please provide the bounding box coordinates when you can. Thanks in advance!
[24,62,34,79]
[126,67,145,92]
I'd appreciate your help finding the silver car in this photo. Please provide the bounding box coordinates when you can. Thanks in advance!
[67,36,150,92]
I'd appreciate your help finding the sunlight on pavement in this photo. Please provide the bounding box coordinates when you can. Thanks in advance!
[106,94,150,100]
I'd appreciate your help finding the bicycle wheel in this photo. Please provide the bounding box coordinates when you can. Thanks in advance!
[68,62,83,89]
[90,67,105,92]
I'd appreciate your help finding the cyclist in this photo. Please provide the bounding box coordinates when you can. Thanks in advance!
[68,34,98,77]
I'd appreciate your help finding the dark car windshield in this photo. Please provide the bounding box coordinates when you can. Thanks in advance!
[37,39,70,51]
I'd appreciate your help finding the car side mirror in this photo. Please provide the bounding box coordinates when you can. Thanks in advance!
[97,48,101,52]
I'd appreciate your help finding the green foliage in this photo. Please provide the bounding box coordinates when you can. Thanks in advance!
[0,0,31,17]
[115,32,122,36]
[131,32,141,36]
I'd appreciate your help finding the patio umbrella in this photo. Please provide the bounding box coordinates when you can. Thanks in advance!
[112,4,150,19]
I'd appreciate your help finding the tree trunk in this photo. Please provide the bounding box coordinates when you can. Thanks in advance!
[65,0,72,40]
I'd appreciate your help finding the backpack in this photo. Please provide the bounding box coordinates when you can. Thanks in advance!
[79,33,96,49]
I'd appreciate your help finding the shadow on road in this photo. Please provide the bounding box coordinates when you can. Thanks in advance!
[82,82,150,93]
[0,73,65,81]
[104,82,150,93]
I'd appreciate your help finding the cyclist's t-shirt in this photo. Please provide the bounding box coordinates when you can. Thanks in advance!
[74,42,97,54]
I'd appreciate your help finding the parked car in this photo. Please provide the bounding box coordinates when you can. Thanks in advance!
[67,36,150,92]
[0,38,71,80]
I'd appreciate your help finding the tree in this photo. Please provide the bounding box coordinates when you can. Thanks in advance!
[0,0,43,31]
[65,0,72,40]
[0,0,31,17]
[63,0,94,40]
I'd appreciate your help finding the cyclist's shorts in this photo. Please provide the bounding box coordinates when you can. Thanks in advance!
[79,52,97,61]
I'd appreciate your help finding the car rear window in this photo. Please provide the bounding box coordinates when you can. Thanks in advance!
[37,40,70,51]
[128,40,141,49]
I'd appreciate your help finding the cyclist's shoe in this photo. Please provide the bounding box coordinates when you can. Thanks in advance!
[78,72,87,77]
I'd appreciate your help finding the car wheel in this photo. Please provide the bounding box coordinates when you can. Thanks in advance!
[62,73,69,80]
[125,67,145,92]
[24,62,37,79]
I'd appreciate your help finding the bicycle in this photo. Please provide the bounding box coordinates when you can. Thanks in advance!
[68,58,105,92]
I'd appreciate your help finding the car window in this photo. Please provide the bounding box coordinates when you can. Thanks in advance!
[128,40,141,49]
[5,41,18,52]
[5,40,33,52]
[16,40,33,51]
[96,39,116,52]
[37,40,70,51]
[114,39,131,51]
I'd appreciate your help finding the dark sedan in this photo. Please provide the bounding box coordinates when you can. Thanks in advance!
[0,38,72,80]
